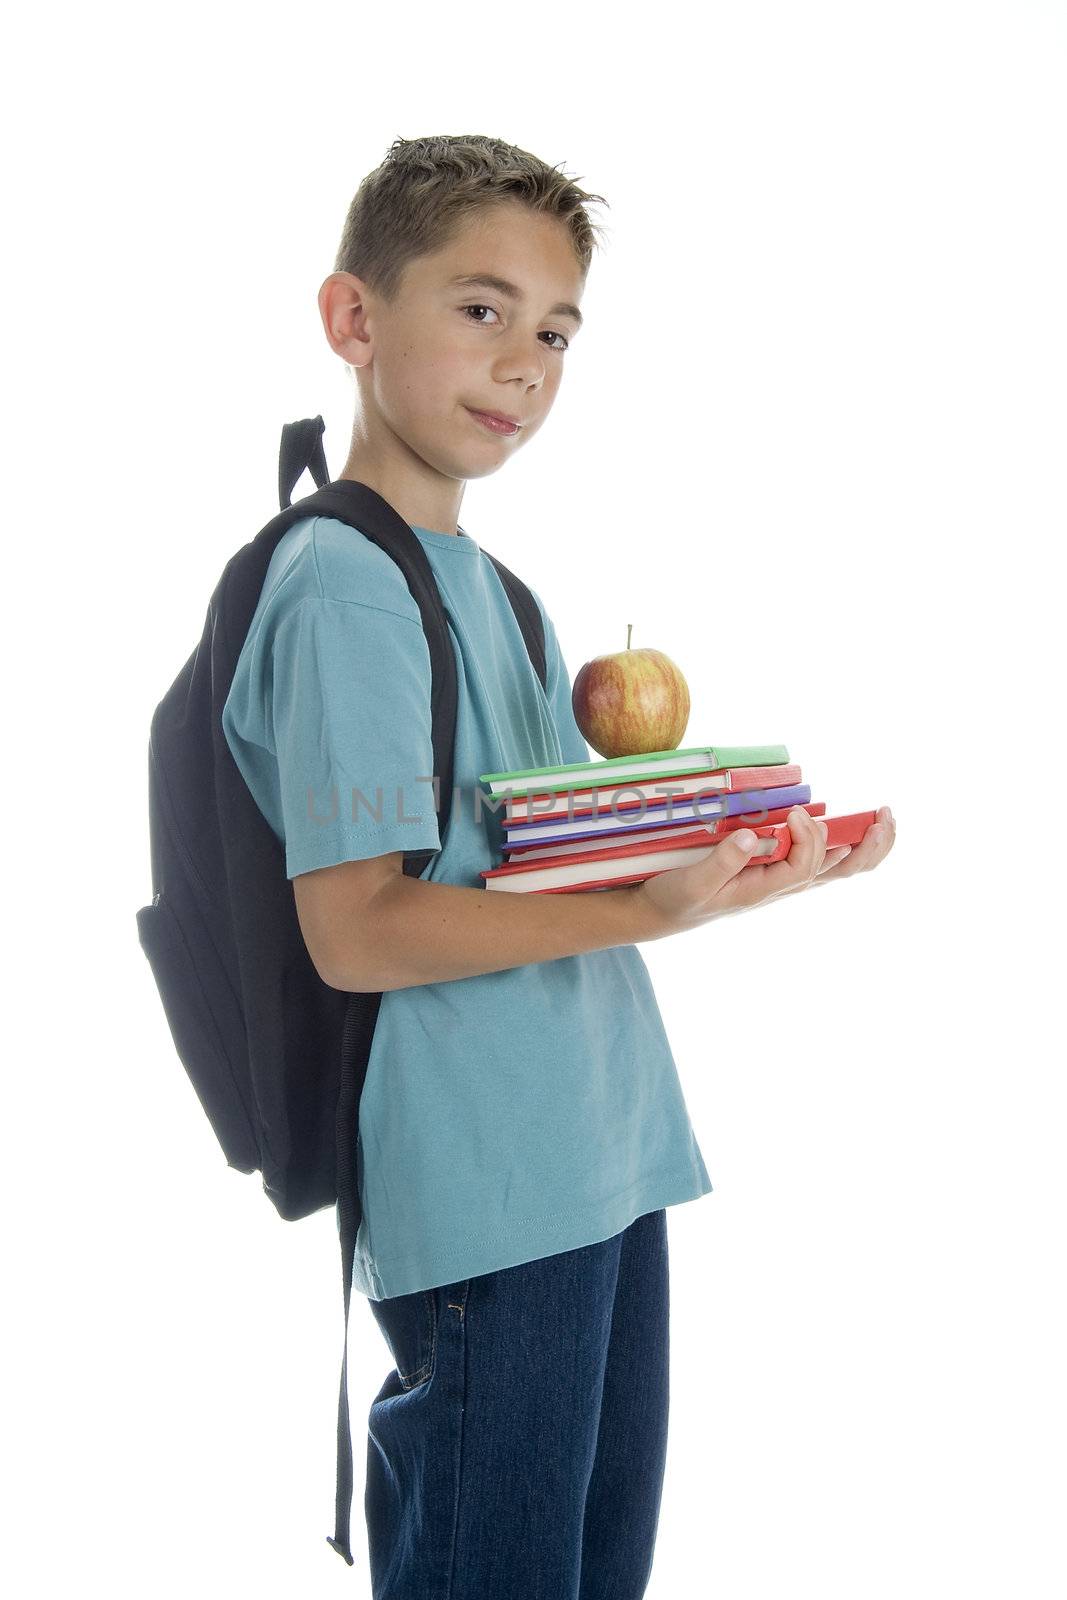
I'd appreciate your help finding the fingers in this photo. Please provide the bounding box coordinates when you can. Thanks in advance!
[771,807,828,893]
[853,805,895,869]
[714,807,826,908]
[811,804,896,885]
[648,822,767,925]
[710,825,766,884]
[648,804,895,932]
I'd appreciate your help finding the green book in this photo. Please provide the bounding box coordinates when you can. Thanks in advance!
[479,744,790,799]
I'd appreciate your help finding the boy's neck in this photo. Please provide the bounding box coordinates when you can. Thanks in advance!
[337,467,463,538]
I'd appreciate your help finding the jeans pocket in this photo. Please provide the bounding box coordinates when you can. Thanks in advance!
[368,1288,437,1390]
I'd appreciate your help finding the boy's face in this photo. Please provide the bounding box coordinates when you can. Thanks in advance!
[323,200,586,488]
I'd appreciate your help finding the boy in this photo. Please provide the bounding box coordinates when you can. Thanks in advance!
[221,134,895,1598]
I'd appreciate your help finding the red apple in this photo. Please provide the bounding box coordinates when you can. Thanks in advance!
[571,625,690,758]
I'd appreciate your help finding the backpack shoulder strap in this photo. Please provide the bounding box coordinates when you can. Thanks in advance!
[278,413,547,693]
[279,414,330,509]
[220,440,459,876]
[482,550,547,690]
[260,477,461,874]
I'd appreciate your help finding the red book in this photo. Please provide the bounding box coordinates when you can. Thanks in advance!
[480,811,876,893]
[504,800,828,860]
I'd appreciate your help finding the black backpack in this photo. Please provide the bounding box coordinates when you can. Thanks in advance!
[135,415,547,1565]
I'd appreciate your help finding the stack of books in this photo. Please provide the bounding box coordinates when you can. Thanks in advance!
[477,744,875,894]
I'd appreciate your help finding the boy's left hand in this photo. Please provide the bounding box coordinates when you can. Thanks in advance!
[806,805,896,887]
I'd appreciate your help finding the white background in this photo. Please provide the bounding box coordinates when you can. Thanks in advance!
[4,2,1064,1595]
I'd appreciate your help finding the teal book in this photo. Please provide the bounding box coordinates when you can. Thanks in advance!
[479,744,790,799]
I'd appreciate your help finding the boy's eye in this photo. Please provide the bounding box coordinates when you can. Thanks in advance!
[461,303,569,352]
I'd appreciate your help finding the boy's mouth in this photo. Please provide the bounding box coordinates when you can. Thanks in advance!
[466,407,522,436]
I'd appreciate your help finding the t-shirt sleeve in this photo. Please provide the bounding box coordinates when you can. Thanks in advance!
[270,595,442,879]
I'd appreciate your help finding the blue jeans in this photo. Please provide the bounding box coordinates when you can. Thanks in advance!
[364,1207,670,1599]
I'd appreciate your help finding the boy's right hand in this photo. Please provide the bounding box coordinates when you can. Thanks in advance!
[634,807,853,938]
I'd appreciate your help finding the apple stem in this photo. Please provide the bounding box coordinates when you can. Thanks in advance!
[626,622,632,650]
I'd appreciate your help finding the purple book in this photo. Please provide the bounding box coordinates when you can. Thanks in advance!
[502,782,813,850]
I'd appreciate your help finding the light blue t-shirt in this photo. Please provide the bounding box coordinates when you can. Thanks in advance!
[221,513,712,1298]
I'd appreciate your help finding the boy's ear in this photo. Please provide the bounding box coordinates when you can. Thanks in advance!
[318,272,373,368]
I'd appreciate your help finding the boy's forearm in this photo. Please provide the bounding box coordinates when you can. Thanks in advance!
[342,871,666,992]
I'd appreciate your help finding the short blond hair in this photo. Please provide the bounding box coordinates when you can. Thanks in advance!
[333,133,610,303]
